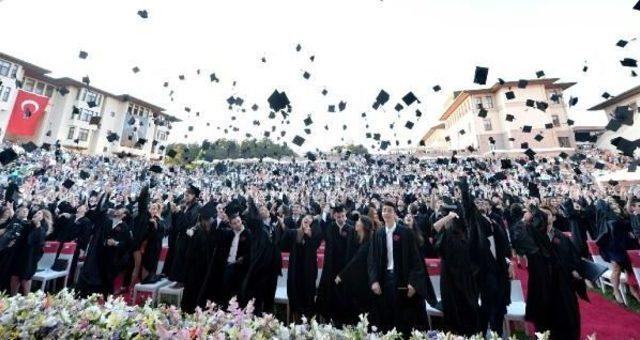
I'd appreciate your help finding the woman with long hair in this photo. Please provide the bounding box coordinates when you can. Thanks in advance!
[335,215,375,325]
[10,209,47,295]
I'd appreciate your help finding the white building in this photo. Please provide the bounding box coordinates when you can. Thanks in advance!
[0,51,179,159]
[588,84,640,156]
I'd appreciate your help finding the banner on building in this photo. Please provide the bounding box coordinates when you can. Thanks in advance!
[6,90,49,136]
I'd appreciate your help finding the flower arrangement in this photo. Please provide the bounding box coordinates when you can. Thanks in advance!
[0,290,551,339]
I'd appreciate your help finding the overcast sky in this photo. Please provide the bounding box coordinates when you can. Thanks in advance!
[0,0,637,152]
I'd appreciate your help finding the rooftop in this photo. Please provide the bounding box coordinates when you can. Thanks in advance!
[588,84,640,111]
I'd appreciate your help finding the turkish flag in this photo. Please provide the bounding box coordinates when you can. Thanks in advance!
[6,90,49,136]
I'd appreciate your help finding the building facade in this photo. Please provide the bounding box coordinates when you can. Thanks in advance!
[0,51,178,159]
[432,78,577,155]
[588,84,640,155]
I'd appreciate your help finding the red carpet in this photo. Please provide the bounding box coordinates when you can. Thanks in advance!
[515,266,640,339]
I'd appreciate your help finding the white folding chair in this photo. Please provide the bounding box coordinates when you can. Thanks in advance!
[504,279,527,337]
[37,241,60,271]
[33,242,76,292]
[425,275,443,329]
[133,246,171,306]
[274,269,289,322]
[157,284,184,307]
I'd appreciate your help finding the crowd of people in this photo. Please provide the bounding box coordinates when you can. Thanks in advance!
[1,140,640,339]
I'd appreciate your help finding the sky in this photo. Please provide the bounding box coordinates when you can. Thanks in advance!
[0,0,638,152]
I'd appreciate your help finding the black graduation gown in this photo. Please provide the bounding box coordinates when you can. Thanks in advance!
[316,221,359,325]
[511,222,584,340]
[435,218,481,336]
[141,218,166,274]
[240,199,282,314]
[368,224,436,334]
[10,220,45,280]
[0,219,25,291]
[77,194,111,297]
[181,225,215,313]
[168,201,201,283]
[100,220,133,293]
[337,240,375,324]
[280,223,322,317]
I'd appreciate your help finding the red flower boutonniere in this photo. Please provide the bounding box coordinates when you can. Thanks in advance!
[393,234,401,242]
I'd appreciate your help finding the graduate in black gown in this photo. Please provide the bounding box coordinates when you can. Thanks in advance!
[140,201,167,282]
[181,202,216,313]
[240,195,282,316]
[316,205,359,326]
[100,205,133,295]
[167,185,201,287]
[511,204,586,340]
[558,198,590,259]
[130,185,151,286]
[279,212,322,321]
[367,201,436,336]
[77,190,111,297]
[335,215,375,325]
[432,191,481,337]
[10,208,46,295]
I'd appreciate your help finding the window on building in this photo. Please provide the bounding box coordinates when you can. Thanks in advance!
[1,86,10,102]
[23,78,35,92]
[67,126,76,140]
[85,90,102,106]
[0,60,11,77]
[75,108,100,122]
[35,82,45,95]
[484,96,494,109]
[551,115,560,127]
[45,85,54,98]
[9,65,18,78]
[558,136,571,148]
[475,97,483,109]
[483,119,493,131]
[156,130,168,141]
[78,128,89,142]
[547,89,562,103]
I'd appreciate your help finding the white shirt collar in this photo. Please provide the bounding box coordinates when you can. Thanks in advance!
[385,223,396,233]
[234,226,245,236]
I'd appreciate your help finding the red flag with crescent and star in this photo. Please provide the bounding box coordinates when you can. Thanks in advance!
[6,89,49,136]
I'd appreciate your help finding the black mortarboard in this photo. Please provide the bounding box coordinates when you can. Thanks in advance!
[394,103,404,111]
[536,70,545,78]
[522,125,532,133]
[338,101,347,111]
[602,92,612,99]
[594,162,605,170]
[292,135,305,146]
[303,71,310,79]
[296,43,302,52]
[79,170,90,180]
[21,142,37,153]
[478,108,488,118]
[188,184,201,196]
[166,149,177,158]
[62,179,75,189]
[608,180,619,186]
[459,129,466,135]
[505,114,515,122]
[617,39,628,48]
[149,165,163,174]
[405,121,414,129]
[521,142,529,149]
[545,123,553,129]
[79,50,88,59]
[524,148,536,160]
[536,101,548,112]
[605,119,622,131]
[559,152,569,159]
[373,89,390,109]
[473,66,489,85]
[328,105,335,112]
[569,97,578,107]
[321,89,328,96]
[534,134,544,142]
[137,9,148,18]
[89,116,101,125]
[107,132,119,142]
[567,119,575,126]
[433,85,441,92]
[614,105,634,125]
[136,138,147,146]
[373,133,381,141]
[82,76,90,85]
[621,58,638,67]
[526,99,535,107]
[0,148,18,165]
[501,159,512,169]
[402,92,419,106]
[306,152,317,162]
[132,66,140,73]
[505,91,515,100]
[578,259,608,283]
[199,201,216,219]
[415,109,422,117]
[267,90,290,112]
[518,79,528,88]
[444,136,451,142]
[635,0,640,10]
[41,143,51,151]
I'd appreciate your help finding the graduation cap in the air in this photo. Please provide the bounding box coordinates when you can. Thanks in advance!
[0,148,18,165]
[302,71,311,80]
[328,105,336,113]
[501,159,512,169]
[292,135,305,147]
[82,76,90,85]
[522,125,532,133]
[534,134,544,142]
[209,73,220,82]
[21,142,37,153]
[373,89,390,109]
[525,99,535,107]
[524,148,536,160]
[268,90,291,112]
[78,50,88,59]
[405,121,414,129]
[517,79,528,88]
[536,101,548,112]
[545,123,553,129]
[394,103,404,111]
[617,40,628,48]
[89,116,101,125]
[621,58,638,67]
[605,119,622,131]
[536,70,545,78]
[321,89,328,96]
[402,92,419,106]
[505,91,515,100]
[166,149,177,158]
[106,132,119,143]
[614,105,634,125]
[137,9,148,18]
[338,101,347,111]
[505,114,515,122]
[602,92,612,99]
[521,142,530,149]
[79,170,90,180]
[62,179,75,189]
[132,66,140,73]
[478,107,488,118]
[149,165,163,174]
[474,66,489,85]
